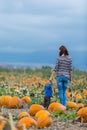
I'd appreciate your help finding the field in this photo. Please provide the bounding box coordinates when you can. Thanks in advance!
[0,67,87,130]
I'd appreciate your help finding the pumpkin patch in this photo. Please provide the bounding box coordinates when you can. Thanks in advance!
[0,67,86,130]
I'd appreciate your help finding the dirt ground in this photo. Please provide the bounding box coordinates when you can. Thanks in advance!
[1,105,87,130]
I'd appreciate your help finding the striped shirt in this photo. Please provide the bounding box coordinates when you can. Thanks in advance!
[54,55,72,79]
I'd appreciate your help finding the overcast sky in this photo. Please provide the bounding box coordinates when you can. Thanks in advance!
[0,0,86,69]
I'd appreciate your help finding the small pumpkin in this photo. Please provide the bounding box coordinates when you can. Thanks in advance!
[66,90,72,98]
[13,85,19,90]
[17,117,37,129]
[76,103,84,109]
[76,94,82,100]
[67,101,77,108]
[17,112,30,120]
[21,96,31,103]
[29,104,45,116]
[83,89,87,96]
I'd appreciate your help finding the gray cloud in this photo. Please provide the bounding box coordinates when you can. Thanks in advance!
[0,0,86,53]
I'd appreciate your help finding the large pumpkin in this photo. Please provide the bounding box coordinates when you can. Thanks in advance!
[77,107,87,123]
[35,110,50,119]
[48,102,66,113]
[29,104,45,116]
[17,117,37,129]
[37,114,53,128]
[8,96,22,108]
[0,95,12,107]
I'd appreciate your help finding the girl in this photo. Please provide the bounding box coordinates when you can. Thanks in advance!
[53,45,72,106]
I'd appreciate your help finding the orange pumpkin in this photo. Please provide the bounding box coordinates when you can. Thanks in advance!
[13,85,19,90]
[0,95,12,107]
[17,112,30,120]
[76,94,82,100]
[21,96,31,103]
[8,96,22,108]
[35,110,50,119]
[67,101,77,108]
[29,104,45,116]
[83,89,87,96]
[48,102,66,113]
[17,117,37,129]
[37,114,53,128]
[0,96,3,107]
[66,90,72,98]
[77,107,87,123]
[77,103,84,109]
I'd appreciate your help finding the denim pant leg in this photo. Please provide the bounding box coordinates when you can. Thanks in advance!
[56,76,64,105]
[56,76,69,106]
[63,79,68,106]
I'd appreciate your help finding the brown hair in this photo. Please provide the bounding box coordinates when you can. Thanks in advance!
[59,45,69,56]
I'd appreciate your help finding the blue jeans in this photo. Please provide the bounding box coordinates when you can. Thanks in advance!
[56,75,69,106]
